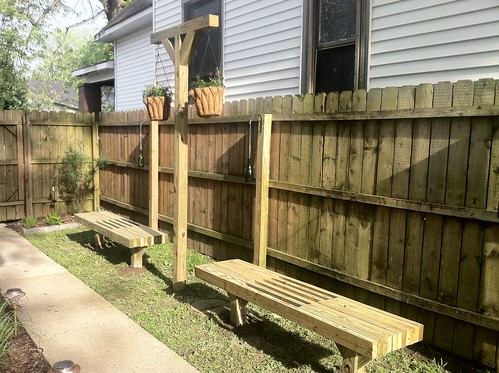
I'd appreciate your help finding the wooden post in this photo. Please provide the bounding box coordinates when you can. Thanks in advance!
[92,118,100,211]
[151,14,219,291]
[16,121,25,218]
[149,120,159,229]
[253,114,272,267]
[22,112,33,218]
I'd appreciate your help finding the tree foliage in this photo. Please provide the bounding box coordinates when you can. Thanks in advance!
[0,0,68,109]
[28,29,113,110]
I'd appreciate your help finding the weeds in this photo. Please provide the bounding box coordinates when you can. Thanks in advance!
[45,212,62,226]
[22,217,37,229]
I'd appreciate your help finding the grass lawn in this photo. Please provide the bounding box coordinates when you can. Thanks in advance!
[25,228,493,373]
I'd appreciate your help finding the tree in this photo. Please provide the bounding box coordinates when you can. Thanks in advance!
[0,31,27,109]
[0,0,67,109]
[28,29,113,111]
[98,0,126,21]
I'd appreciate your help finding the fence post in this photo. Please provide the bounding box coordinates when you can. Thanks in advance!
[22,112,33,217]
[253,113,272,267]
[149,120,159,229]
[16,117,25,218]
[92,117,100,211]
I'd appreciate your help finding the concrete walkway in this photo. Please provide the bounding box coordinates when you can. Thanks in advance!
[0,224,200,373]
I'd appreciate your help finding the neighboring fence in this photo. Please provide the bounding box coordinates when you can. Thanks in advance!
[0,111,96,220]
[98,78,499,369]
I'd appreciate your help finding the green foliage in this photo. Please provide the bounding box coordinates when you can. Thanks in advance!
[22,216,37,229]
[27,30,114,111]
[0,0,68,109]
[45,212,62,226]
[0,302,15,369]
[58,147,105,213]
[142,83,172,98]
[190,67,223,89]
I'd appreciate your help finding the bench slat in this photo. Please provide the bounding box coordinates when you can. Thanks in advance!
[196,259,424,360]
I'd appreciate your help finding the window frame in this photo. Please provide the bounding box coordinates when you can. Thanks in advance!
[302,0,369,94]
[181,0,223,83]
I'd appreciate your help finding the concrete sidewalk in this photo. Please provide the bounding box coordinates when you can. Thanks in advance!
[0,224,200,373]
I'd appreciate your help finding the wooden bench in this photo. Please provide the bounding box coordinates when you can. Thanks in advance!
[74,211,167,268]
[195,259,424,373]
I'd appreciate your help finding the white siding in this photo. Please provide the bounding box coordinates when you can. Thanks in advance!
[115,27,155,111]
[153,0,180,92]
[369,0,499,88]
[224,0,303,102]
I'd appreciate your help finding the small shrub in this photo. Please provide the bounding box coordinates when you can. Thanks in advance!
[45,212,62,226]
[23,216,37,229]
[58,146,106,213]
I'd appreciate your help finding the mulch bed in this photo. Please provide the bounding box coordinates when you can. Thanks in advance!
[5,214,75,235]
[3,326,51,373]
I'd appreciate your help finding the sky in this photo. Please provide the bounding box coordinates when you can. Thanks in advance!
[49,0,108,33]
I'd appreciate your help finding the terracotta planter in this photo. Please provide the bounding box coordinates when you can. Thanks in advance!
[143,96,172,121]
[189,86,224,118]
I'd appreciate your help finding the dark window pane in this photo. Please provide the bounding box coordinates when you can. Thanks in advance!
[315,44,355,93]
[184,0,221,84]
[319,0,356,45]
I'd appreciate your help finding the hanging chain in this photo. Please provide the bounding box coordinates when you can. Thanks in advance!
[156,46,172,88]
[197,30,211,77]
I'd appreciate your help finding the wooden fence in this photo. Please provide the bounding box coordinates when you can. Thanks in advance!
[0,111,96,220]
[98,79,499,369]
[1,78,498,368]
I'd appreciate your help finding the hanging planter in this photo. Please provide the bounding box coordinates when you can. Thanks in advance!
[189,86,224,118]
[143,84,173,121]
[189,68,224,118]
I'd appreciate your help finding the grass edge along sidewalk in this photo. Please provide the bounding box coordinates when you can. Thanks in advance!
[24,228,493,373]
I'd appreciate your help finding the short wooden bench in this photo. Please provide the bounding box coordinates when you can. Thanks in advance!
[74,211,167,268]
[195,259,424,373]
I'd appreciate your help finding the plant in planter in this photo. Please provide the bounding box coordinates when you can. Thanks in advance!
[143,84,173,121]
[189,68,224,118]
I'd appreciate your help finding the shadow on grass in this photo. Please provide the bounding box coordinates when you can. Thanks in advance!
[176,283,338,372]
[66,231,174,288]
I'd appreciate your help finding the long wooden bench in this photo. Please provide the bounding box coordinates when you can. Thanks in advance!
[195,259,424,373]
[75,211,167,268]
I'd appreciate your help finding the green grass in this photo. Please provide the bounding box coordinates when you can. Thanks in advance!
[26,229,493,373]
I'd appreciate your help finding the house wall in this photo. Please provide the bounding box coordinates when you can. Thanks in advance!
[153,0,179,89]
[369,0,499,88]
[223,0,303,102]
[115,26,155,111]
[153,0,303,103]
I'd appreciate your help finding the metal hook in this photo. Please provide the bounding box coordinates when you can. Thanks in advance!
[138,121,145,167]
[249,113,263,132]
[245,114,263,182]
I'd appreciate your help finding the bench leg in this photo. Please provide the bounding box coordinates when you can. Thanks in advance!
[228,294,248,327]
[130,247,147,268]
[95,233,104,249]
[337,345,371,373]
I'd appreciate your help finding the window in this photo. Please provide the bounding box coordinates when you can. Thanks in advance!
[183,0,222,85]
[306,0,369,93]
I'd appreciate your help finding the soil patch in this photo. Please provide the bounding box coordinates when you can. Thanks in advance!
[3,326,51,373]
